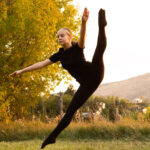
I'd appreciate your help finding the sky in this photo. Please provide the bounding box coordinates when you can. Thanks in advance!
[52,0,150,93]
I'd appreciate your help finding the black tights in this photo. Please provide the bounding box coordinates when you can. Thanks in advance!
[41,9,107,149]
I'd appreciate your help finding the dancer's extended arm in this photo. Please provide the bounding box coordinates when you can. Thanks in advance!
[9,59,53,77]
[78,8,89,49]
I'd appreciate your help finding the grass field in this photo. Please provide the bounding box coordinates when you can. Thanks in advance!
[1,119,150,150]
[0,139,150,150]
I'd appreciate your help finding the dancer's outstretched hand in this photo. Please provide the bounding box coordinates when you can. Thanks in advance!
[99,8,107,27]
[9,70,22,77]
[82,8,89,23]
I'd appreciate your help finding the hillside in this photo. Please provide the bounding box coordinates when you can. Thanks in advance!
[93,73,150,101]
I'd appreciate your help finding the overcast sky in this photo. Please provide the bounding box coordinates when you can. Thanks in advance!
[52,0,150,93]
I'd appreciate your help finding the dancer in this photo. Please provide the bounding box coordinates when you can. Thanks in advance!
[10,8,107,149]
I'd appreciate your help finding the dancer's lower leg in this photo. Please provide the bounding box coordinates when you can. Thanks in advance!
[41,85,95,149]
[41,111,75,149]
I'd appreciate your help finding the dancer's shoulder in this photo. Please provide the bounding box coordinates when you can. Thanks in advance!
[72,41,84,50]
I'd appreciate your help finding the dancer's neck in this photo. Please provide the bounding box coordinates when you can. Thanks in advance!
[63,42,72,50]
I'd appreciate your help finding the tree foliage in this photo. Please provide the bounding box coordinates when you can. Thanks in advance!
[0,0,80,120]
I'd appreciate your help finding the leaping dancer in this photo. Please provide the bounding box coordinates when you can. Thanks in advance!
[10,8,107,149]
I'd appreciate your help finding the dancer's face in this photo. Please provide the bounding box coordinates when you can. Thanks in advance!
[57,29,72,46]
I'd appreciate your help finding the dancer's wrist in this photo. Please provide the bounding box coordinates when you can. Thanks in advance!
[81,19,87,25]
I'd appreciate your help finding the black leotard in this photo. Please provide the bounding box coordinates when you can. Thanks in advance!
[49,42,93,84]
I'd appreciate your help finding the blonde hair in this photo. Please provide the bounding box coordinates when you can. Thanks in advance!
[60,27,73,38]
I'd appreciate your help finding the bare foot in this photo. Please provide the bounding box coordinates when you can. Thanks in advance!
[98,8,107,27]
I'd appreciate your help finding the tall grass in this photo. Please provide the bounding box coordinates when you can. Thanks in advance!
[0,118,150,141]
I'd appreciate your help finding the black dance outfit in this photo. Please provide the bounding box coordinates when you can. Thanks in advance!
[41,9,107,149]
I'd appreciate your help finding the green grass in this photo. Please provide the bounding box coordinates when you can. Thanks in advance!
[0,139,150,150]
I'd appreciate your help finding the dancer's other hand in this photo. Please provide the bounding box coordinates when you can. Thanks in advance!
[9,70,23,77]
[82,8,89,23]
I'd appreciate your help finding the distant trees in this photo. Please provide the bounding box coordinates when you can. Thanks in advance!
[41,84,75,118]
[33,87,148,122]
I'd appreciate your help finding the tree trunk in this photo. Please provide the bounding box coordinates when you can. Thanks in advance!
[58,92,63,118]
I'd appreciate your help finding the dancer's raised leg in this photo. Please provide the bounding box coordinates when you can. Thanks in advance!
[92,9,107,69]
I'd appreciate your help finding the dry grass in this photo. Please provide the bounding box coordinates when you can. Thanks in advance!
[0,118,150,141]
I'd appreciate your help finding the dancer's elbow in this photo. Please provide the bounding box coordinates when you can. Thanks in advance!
[41,59,54,67]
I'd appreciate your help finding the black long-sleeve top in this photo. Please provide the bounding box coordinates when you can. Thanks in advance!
[49,42,92,84]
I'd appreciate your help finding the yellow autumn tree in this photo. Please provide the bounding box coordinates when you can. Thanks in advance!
[0,0,80,120]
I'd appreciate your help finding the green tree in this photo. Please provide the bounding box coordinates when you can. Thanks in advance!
[0,0,80,120]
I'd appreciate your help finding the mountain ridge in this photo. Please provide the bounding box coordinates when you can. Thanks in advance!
[93,73,150,101]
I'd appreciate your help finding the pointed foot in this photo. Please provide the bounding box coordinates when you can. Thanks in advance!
[41,137,56,149]
[98,8,107,27]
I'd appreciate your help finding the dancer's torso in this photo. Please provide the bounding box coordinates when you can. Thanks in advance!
[49,42,103,85]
